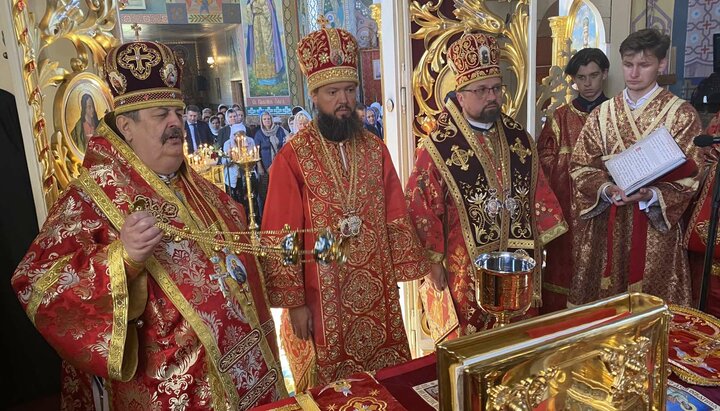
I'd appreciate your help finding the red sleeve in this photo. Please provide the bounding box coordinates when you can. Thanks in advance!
[11,187,144,382]
[380,145,429,281]
[533,165,569,245]
[260,148,306,307]
[538,112,560,184]
[404,145,446,262]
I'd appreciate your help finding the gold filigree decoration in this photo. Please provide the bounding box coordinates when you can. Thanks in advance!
[509,137,531,164]
[11,0,119,210]
[486,367,560,409]
[446,145,474,171]
[694,221,720,246]
[410,0,528,141]
[601,336,651,406]
[535,27,575,135]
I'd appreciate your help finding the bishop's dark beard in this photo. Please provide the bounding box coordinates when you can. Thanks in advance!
[316,110,365,142]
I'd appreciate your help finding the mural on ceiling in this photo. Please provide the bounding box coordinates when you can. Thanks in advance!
[243,0,291,115]
[322,0,345,28]
[164,0,242,24]
[355,0,378,49]
[685,0,719,78]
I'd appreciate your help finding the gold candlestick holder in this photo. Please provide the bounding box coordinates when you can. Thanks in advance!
[234,143,262,243]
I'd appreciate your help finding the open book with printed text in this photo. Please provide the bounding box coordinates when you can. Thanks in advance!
[604,126,686,195]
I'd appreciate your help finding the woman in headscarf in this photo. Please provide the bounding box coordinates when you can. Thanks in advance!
[365,106,383,139]
[287,109,312,141]
[254,110,287,217]
[254,110,287,172]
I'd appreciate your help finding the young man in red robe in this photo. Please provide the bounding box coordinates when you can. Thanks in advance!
[11,40,286,409]
[537,48,609,313]
[260,18,428,391]
[570,28,704,306]
[405,32,567,338]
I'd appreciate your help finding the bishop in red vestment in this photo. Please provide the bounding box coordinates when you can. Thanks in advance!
[537,48,609,313]
[11,41,286,410]
[406,32,567,338]
[260,20,428,391]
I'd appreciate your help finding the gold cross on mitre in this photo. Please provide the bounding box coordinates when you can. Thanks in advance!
[130,23,142,41]
[317,15,330,29]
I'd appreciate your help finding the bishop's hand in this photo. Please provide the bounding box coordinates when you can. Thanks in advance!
[289,305,313,340]
[427,263,448,291]
[120,211,164,265]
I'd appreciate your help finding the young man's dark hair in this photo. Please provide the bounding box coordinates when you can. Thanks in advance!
[619,28,671,60]
[564,48,610,76]
[186,104,201,114]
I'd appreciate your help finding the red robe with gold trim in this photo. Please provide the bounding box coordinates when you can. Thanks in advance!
[686,110,720,315]
[405,99,567,337]
[537,99,600,313]
[11,118,286,410]
[570,89,705,306]
[260,123,428,391]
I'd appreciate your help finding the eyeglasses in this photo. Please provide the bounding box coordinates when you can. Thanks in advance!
[460,84,507,98]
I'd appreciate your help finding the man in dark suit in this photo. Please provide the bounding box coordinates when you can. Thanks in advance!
[184,104,212,152]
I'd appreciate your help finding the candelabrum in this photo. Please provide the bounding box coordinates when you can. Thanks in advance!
[185,142,219,172]
[231,142,262,243]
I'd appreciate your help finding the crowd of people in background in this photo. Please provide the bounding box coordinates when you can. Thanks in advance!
[181,100,385,224]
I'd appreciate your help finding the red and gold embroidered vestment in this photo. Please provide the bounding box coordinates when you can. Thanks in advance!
[12,119,286,410]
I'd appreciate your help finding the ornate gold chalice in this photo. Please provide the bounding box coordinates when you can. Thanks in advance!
[474,251,535,327]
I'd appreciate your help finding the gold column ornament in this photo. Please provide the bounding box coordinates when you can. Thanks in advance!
[548,16,568,68]
[410,0,529,140]
[10,0,120,210]
[369,3,381,44]
[535,25,574,134]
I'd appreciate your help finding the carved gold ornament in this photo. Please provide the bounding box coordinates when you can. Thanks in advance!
[410,0,529,140]
[11,0,120,208]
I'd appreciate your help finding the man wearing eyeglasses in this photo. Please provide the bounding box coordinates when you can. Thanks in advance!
[536,48,609,314]
[405,32,567,338]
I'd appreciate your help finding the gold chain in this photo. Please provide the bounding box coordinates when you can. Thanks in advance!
[317,128,358,214]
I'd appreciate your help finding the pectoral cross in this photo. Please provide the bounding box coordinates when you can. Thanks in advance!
[210,270,230,298]
[130,23,142,41]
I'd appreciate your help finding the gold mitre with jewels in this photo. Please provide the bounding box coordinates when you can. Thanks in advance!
[104,40,185,114]
[448,31,501,90]
[297,16,359,91]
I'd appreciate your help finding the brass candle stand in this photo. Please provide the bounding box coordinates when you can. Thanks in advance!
[232,142,262,243]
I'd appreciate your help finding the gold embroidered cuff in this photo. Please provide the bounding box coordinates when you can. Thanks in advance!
[426,250,445,264]
[122,247,145,279]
